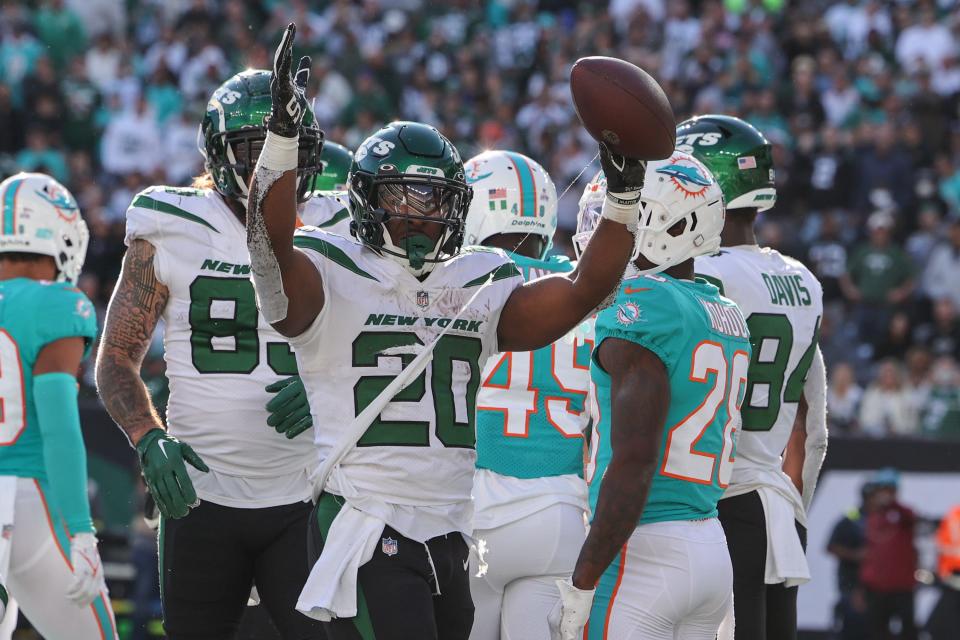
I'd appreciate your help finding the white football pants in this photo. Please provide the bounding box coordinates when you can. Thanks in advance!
[0,477,116,640]
[469,502,587,640]
[586,518,732,640]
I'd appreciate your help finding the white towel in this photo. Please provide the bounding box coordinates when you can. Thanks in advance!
[757,486,810,588]
[296,500,383,621]
[0,476,16,578]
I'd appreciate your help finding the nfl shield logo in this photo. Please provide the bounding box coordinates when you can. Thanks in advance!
[382,537,399,556]
[416,290,429,309]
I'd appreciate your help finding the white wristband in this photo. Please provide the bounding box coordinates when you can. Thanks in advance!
[258,131,299,172]
[601,192,641,225]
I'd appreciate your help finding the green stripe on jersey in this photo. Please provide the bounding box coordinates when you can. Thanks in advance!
[463,262,521,288]
[316,208,350,228]
[293,235,379,281]
[131,195,219,232]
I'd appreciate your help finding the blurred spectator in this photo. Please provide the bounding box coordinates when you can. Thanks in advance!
[100,96,162,177]
[0,84,26,154]
[15,128,68,183]
[841,211,915,347]
[915,299,960,360]
[859,469,918,640]
[875,312,914,361]
[0,21,43,102]
[60,57,102,153]
[806,212,848,305]
[921,357,960,440]
[826,478,871,640]
[906,204,943,273]
[84,32,121,92]
[828,361,862,432]
[33,0,87,71]
[854,124,914,213]
[931,503,960,636]
[895,7,957,94]
[859,359,918,436]
[163,110,204,186]
[923,218,960,311]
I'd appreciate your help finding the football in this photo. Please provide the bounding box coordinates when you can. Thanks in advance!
[570,56,676,160]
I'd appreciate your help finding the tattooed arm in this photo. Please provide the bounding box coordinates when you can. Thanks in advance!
[95,239,169,446]
[571,337,670,590]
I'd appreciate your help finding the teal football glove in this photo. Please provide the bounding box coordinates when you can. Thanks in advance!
[265,376,313,439]
[136,429,208,519]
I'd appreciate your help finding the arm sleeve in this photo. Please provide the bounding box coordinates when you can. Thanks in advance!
[33,372,94,534]
[801,346,828,512]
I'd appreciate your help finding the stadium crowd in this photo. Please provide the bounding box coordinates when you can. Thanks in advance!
[1,0,959,440]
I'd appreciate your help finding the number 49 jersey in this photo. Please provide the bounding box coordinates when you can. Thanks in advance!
[695,246,823,511]
[588,273,752,525]
[124,186,338,508]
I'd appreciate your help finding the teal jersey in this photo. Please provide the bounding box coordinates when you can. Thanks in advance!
[587,273,752,525]
[0,278,97,480]
[475,253,593,479]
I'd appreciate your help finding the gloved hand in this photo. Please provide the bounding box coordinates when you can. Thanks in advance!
[548,578,596,640]
[598,142,646,207]
[267,23,311,138]
[65,532,107,606]
[136,429,208,519]
[266,376,313,439]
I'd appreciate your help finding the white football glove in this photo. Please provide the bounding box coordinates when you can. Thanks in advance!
[548,578,595,640]
[66,533,107,606]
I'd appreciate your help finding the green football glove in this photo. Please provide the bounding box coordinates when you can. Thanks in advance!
[265,375,313,439]
[136,429,208,519]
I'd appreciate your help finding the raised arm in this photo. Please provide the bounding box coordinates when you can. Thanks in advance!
[571,338,671,589]
[498,147,644,352]
[246,23,324,337]
[96,239,208,520]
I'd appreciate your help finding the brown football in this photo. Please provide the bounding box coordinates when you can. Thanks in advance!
[570,56,676,160]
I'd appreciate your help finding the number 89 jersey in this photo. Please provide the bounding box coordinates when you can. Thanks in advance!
[124,186,340,507]
[587,274,751,525]
[695,246,823,513]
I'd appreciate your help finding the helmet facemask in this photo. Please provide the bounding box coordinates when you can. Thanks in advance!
[351,169,471,277]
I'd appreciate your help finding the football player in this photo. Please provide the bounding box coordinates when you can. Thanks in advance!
[306,141,354,236]
[95,70,332,640]
[463,151,592,640]
[0,173,117,639]
[245,25,645,640]
[553,153,748,640]
[683,115,828,640]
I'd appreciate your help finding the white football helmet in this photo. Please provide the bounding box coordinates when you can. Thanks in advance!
[463,150,558,257]
[575,152,724,271]
[0,172,89,284]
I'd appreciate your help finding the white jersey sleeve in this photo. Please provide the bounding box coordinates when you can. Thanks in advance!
[288,229,523,540]
[695,246,824,518]
[124,186,315,508]
[298,190,352,236]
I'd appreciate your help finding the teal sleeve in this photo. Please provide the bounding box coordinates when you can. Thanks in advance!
[37,286,98,359]
[33,372,94,534]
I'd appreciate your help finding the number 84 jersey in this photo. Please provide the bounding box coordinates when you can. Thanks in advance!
[695,246,823,510]
[124,186,343,507]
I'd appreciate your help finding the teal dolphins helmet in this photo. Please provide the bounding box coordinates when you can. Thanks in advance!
[675,114,776,211]
[199,69,323,203]
[348,121,472,277]
[312,141,352,191]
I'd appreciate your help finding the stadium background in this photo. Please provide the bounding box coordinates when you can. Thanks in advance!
[2,0,960,637]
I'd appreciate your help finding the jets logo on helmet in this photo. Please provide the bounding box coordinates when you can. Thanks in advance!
[462,150,558,258]
[0,172,89,284]
[675,114,776,212]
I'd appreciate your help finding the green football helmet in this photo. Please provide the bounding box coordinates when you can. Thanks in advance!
[675,115,776,211]
[312,141,352,191]
[348,121,472,276]
[199,69,323,203]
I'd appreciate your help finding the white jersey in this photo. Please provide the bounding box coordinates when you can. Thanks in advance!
[289,228,523,542]
[302,190,352,236]
[125,186,334,508]
[695,245,823,517]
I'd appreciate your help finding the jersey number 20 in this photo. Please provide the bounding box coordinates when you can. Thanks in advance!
[661,342,749,487]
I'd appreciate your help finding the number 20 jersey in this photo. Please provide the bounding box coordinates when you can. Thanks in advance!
[124,186,348,507]
[289,228,523,542]
[695,246,823,515]
[588,274,751,525]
